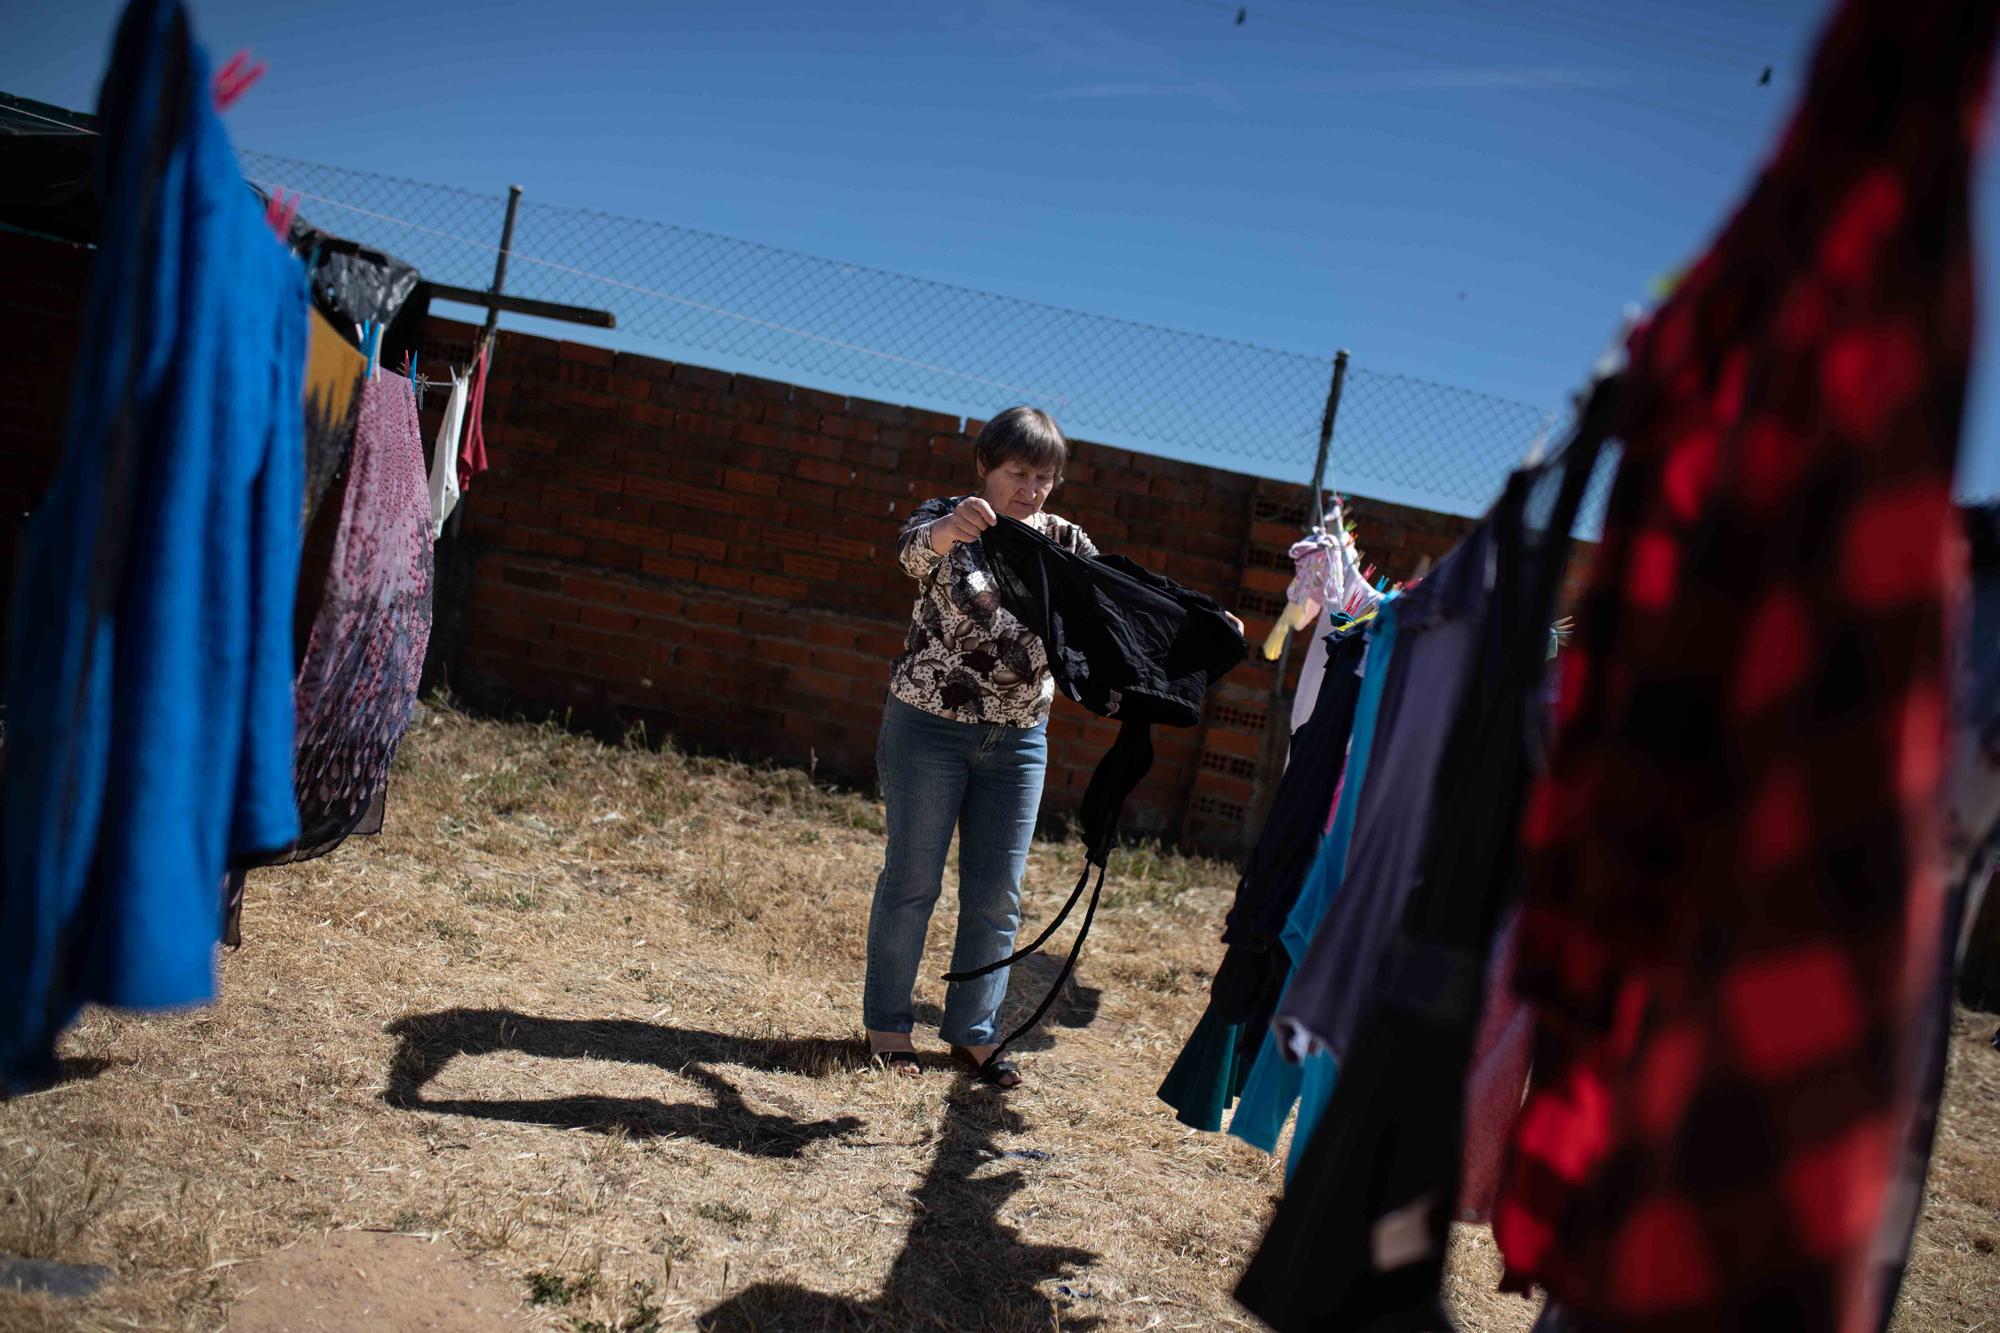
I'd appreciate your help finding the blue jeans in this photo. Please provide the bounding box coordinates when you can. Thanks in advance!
[864,695,1048,1047]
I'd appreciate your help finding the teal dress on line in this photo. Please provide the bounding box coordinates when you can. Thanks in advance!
[1228,596,1400,1175]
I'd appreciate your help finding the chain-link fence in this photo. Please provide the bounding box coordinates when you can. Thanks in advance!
[243,149,1576,519]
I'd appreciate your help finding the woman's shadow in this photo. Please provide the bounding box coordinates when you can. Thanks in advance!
[697,954,1106,1331]
[381,1010,864,1158]
[381,953,1107,1327]
[695,1079,1101,1333]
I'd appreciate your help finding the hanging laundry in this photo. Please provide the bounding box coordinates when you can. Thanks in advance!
[1236,385,1614,1330]
[938,513,1246,1069]
[1227,602,1401,1163]
[458,342,491,491]
[302,307,367,528]
[1866,501,2000,1328]
[1489,3,1995,1327]
[285,371,434,862]
[1158,623,1370,1132]
[1283,505,1379,735]
[429,368,468,538]
[0,0,305,1091]
[1272,522,1493,1071]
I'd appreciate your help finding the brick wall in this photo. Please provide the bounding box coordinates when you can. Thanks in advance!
[414,314,1488,840]
[410,317,1480,848]
[0,228,1487,851]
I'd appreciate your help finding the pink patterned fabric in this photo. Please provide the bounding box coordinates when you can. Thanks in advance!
[289,372,433,859]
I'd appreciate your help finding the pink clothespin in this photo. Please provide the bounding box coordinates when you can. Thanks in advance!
[213,51,267,112]
[263,188,299,240]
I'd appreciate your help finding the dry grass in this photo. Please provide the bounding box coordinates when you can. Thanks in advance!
[0,698,1994,1330]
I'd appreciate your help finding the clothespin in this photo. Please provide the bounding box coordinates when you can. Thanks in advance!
[263,188,299,242]
[212,51,267,112]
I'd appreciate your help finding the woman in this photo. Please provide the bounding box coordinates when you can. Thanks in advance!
[862,407,1236,1088]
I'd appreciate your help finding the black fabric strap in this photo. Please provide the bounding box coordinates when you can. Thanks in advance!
[943,855,1100,983]
[985,858,1108,1064]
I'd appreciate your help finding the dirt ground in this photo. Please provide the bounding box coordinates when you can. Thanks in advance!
[1,701,1995,1331]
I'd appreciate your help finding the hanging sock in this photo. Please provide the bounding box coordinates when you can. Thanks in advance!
[458,343,491,491]
[428,369,468,538]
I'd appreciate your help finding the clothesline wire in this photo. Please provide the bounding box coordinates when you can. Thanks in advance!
[1,103,98,134]
[250,180,1070,405]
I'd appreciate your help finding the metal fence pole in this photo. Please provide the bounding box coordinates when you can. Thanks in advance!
[1242,349,1354,846]
[1310,348,1351,530]
[479,184,523,351]
[426,185,524,696]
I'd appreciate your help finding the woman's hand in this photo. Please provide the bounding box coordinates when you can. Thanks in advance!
[1224,611,1245,637]
[930,497,998,554]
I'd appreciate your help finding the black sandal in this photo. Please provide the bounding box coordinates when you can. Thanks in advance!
[951,1046,1023,1089]
[870,1048,922,1078]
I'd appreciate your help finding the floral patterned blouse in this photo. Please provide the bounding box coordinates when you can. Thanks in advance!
[889,496,1098,727]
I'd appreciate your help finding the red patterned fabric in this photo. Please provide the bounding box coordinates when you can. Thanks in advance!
[1491,2,1995,1328]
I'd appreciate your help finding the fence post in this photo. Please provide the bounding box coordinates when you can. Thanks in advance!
[1243,350,1352,845]
[424,184,524,698]
[1310,349,1351,529]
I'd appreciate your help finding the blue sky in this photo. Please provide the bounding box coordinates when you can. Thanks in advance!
[6,0,1998,502]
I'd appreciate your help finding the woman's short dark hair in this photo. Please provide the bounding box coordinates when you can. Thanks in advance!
[974,406,1068,480]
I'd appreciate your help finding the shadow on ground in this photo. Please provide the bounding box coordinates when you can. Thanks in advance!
[382,1010,863,1157]
[909,951,1105,1053]
[698,1079,1101,1332]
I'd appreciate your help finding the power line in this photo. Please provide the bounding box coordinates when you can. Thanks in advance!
[1464,0,1778,67]
[1180,0,1761,130]
[1437,0,1770,78]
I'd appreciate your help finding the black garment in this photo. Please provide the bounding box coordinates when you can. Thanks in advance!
[943,514,1246,1059]
[976,513,1246,855]
[1236,381,1614,1333]
[1224,629,1372,985]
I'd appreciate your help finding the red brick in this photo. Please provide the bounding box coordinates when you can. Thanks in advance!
[723,468,782,498]
[852,468,916,498]
[641,552,699,581]
[505,590,582,625]
[672,532,729,562]
[812,534,877,563]
[805,622,858,649]
[606,373,651,401]
[781,553,841,582]
[751,573,810,600]
[701,563,758,594]
[796,458,853,487]
[810,647,880,680]
[584,541,645,574]
[823,414,879,443]
[578,604,641,633]
[762,639,813,667]
[503,528,590,560]
[792,384,846,414]
[467,608,550,642]
[625,586,686,617]
[673,364,731,391]
[687,601,742,627]
[788,665,853,700]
